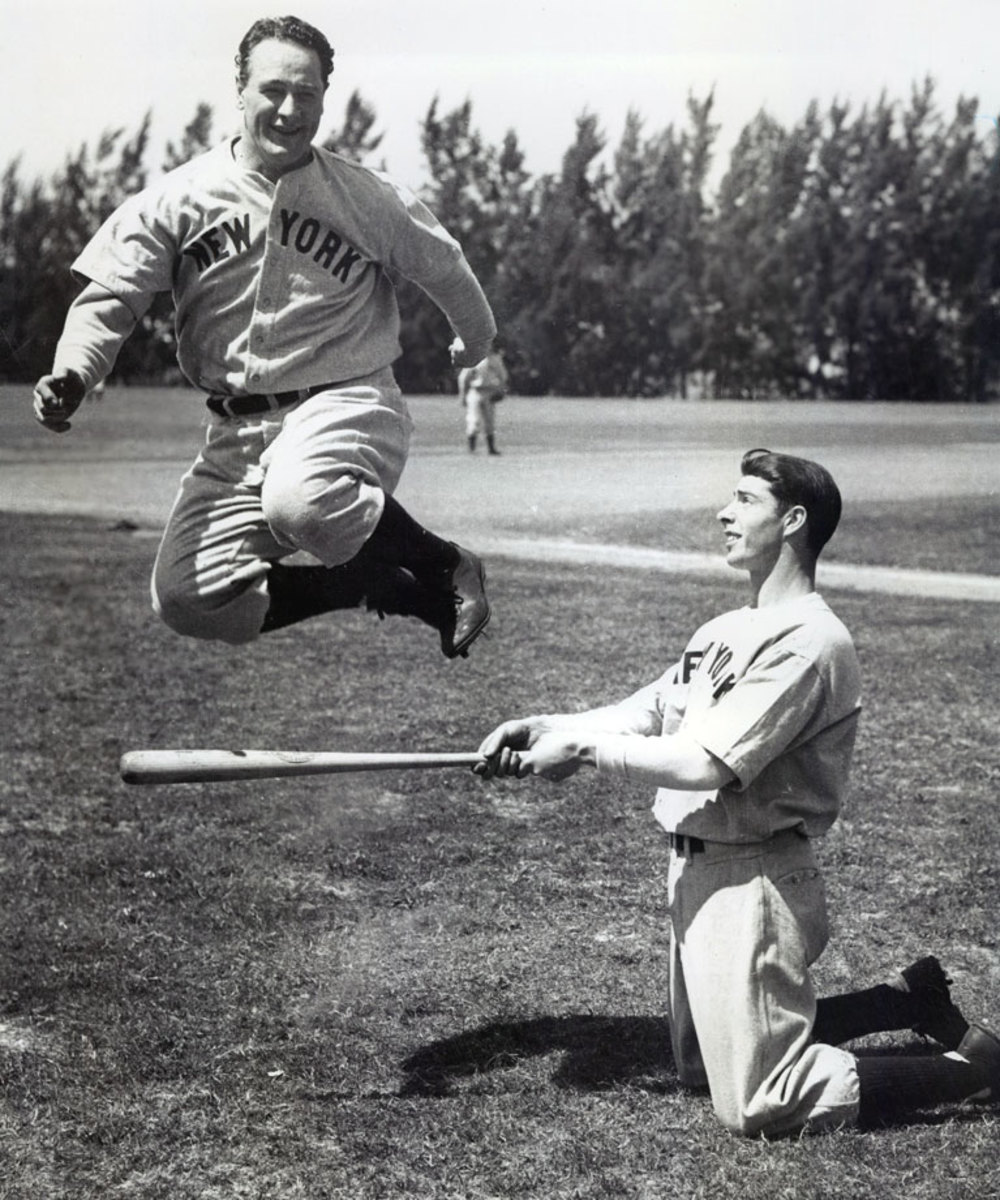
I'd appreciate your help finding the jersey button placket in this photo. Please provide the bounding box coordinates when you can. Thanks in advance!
[249,179,295,393]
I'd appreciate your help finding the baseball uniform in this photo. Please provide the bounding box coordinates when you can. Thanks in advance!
[51,140,496,643]
[596,592,863,1134]
[458,350,509,448]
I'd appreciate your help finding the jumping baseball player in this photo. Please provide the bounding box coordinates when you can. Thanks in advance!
[458,346,509,454]
[475,449,999,1134]
[32,15,496,659]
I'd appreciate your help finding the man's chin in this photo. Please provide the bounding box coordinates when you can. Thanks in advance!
[263,140,310,170]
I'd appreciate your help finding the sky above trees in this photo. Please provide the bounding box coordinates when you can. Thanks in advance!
[3,0,998,188]
[5,81,998,400]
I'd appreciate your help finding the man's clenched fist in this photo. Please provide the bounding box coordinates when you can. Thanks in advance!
[32,371,87,433]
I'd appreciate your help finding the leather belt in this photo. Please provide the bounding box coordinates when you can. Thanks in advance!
[668,833,706,855]
[206,382,335,418]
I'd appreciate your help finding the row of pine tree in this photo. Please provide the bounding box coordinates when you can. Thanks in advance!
[3,81,998,400]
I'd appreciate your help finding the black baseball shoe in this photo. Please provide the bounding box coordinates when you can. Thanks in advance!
[365,566,452,642]
[893,956,970,1050]
[438,544,491,659]
[954,1023,1000,1102]
[365,559,490,660]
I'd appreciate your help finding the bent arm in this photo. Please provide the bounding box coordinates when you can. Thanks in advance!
[475,678,675,782]
[592,729,737,790]
[479,723,735,788]
[52,281,151,390]
[427,259,497,366]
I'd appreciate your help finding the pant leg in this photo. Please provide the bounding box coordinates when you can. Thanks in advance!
[481,395,496,438]
[465,392,488,438]
[667,917,709,1089]
[669,832,860,1136]
[152,414,288,644]
[152,369,412,645]
[260,371,412,567]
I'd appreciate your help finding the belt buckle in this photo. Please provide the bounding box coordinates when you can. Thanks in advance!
[217,394,241,418]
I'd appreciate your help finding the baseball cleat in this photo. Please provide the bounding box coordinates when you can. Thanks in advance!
[894,955,970,1050]
[365,566,453,632]
[953,1023,1000,1101]
[440,544,491,659]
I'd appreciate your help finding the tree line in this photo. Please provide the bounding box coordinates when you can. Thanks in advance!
[2,80,998,400]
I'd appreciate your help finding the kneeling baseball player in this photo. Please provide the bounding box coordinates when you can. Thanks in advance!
[476,449,999,1134]
[33,16,494,660]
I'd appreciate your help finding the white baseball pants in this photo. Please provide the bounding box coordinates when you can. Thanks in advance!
[464,390,496,439]
[151,368,412,644]
[666,829,861,1135]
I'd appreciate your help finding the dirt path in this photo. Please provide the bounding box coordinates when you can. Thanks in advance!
[3,390,997,602]
[471,534,1000,602]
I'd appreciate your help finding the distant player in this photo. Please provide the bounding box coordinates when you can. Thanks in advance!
[458,345,509,455]
[32,15,495,659]
[476,449,999,1134]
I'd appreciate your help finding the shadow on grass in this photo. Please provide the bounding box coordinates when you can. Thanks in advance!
[399,1020,997,1133]
[399,1014,678,1097]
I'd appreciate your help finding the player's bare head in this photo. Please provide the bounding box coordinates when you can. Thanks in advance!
[236,16,334,89]
[740,449,842,557]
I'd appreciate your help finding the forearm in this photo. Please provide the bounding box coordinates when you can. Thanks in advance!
[545,703,661,737]
[591,730,736,790]
[421,257,497,358]
[476,687,671,782]
[52,282,146,389]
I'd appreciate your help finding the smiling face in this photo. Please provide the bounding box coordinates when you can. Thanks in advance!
[716,474,792,573]
[236,38,326,180]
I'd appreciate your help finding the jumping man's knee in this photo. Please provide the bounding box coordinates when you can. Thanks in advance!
[261,468,381,567]
[151,576,267,645]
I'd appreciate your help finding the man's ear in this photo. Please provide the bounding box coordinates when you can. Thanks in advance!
[783,504,808,539]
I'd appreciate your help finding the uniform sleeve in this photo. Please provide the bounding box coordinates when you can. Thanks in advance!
[687,647,826,789]
[52,282,150,389]
[378,184,497,352]
[406,252,496,355]
[71,191,178,315]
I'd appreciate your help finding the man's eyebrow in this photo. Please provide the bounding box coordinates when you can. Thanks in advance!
[259,76,318,89]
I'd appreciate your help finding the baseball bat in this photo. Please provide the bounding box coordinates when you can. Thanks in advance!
[120,748,483,785]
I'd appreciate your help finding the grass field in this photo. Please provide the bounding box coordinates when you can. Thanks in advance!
[1,393,999,1198]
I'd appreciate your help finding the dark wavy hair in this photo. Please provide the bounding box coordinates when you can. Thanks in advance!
[236,16,334,88]
[740,448,842,558]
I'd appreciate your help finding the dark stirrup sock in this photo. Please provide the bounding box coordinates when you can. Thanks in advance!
[856,1053,990,1125]
[814,985,924,1046]
[358,495,460,581]
[259,561,368,632]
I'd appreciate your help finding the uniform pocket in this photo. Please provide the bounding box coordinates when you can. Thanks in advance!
[773,866,828,966]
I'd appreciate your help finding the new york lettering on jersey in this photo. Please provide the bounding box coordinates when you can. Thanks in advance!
[277,209,365,281]
[682,639,738,702]
[181,207,366,284]
[181,213,254,271]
